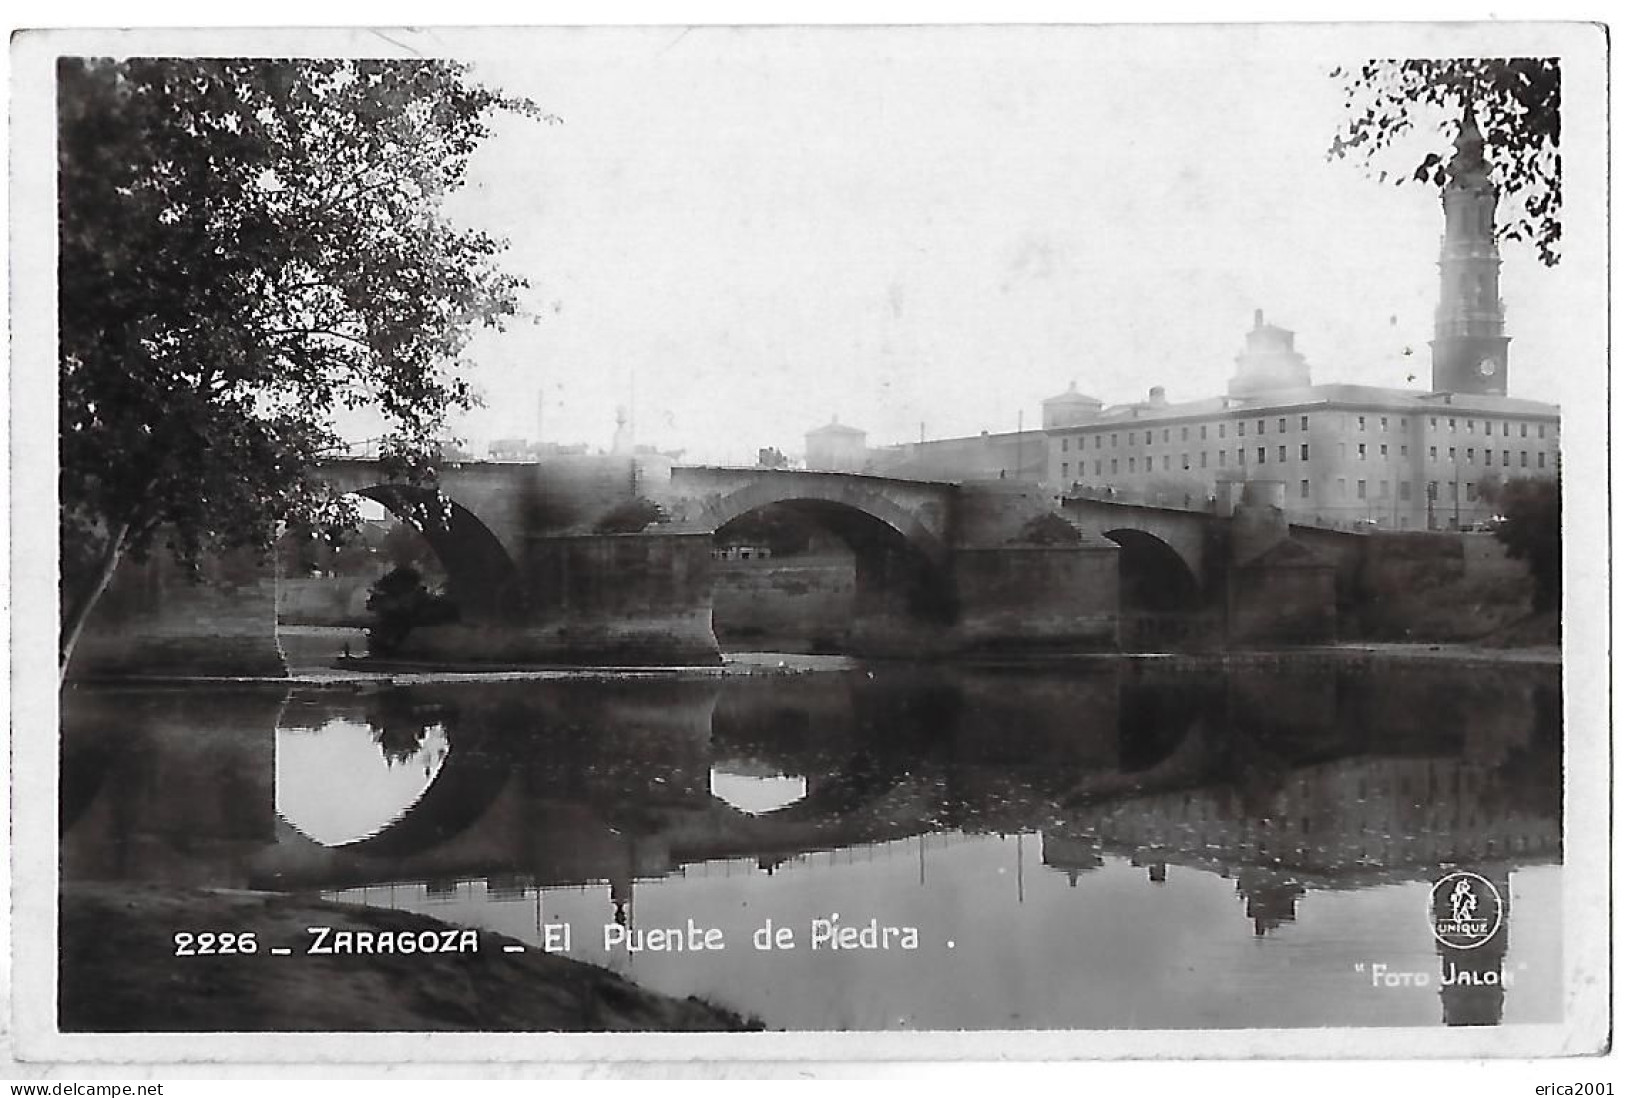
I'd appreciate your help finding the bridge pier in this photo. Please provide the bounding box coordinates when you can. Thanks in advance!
[69,546,288,679]
[1223,483,1338,645]
[948,544,1120,652]
[386,531,723,667]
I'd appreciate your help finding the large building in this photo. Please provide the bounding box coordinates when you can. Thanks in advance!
[1043,106,1559,531]
[805,107,1558,529]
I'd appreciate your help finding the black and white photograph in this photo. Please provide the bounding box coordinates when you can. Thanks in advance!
[5,14,1612,1078]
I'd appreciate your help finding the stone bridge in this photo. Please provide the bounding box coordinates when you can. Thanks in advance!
[70,456,1346,677]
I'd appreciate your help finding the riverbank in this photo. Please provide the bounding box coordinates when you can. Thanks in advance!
[59,882,761,1032]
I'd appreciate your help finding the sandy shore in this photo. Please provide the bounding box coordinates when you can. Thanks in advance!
[60,882,761,1032]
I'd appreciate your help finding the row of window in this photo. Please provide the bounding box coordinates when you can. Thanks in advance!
[1076,476,1508,505]
[1060,444,1312,478]
[1060,415,1313,453]
[1056,414,1554,453]
[1059,443,1550,479]
[1427,447,1547,469]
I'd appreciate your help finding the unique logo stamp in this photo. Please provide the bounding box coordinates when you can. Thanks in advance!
[1430,871,1504,950]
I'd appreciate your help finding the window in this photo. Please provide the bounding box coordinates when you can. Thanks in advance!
[1484,450,1493,466]
[1520,451,1528,467]
[1111,433,1118,447]
[1257,446,1266,464]
[1300,415,1309,430]
[1218,451,1226,467]
[1144,430,1152,445]
[1200,452,1208,468]
[1466,483,1478,502]
[1237,448,1245,465]
[1129,457,1137,472]
[1358,415,1366,430]
[1448,446,1456,461]
[1301,443,1310,460]
[1257,419,1265,435]
[1061,437,1069,452]
[1400,481,1412,502]
[1431,417,1438,429]
[1182,453,1190,470]
[1200,425,1208,440]
[1237,421,1246,437]
[1278,445,1287,462]
[1466,419,1474,434]
[1380,444,1388,458]
[1162,428,1170,443]
[1502,451,1510,466]
[1181,426,1189,442]
[1380,416,1389,430]
[1520,423,1529,438]
[1111,459,1119,473]
[1449,418,1456,432]
[1538,452,1546,469]
[1357,480,1367,500]
[1095,460,1102,475]
[1429,445,1438,460]
[1503,422,1509,436]
[1061,462,1069,479]
[1338,478,1347,498]
[1300,479,1310,498]
[1219,423,1226,438]
[1278,417,1287,433]
[1400,444,1409,457]
[1538,424,1547,439]
[1163,455,1171,470]
[1358,443,1367,459]
[1095,435,1102,449]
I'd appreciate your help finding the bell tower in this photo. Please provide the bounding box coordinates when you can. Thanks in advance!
[1430,105,1510,395]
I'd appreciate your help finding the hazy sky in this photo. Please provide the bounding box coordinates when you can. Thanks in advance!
[43,22,1579,466]
[400,24,1596,465]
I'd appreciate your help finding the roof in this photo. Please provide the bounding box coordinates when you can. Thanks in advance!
[1043,381,1104,405]
[806,421,867,438]
[1041,382,1559,432]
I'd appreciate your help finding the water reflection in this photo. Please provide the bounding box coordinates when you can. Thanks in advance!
[709,764,810,815]
[60,662,1563,1030]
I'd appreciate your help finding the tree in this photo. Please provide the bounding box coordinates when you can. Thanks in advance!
[364,565,459,656]
[58,58,544,676]
[1328,58,1561,265]
[1491,477,1561,613]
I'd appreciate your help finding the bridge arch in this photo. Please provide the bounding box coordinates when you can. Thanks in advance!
[348,483,526,622]
[698,478,949,566]
[709,492,958,639]
[1105,528,1204,649]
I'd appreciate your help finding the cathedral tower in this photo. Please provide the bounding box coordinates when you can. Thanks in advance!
[1431,105,1510,395]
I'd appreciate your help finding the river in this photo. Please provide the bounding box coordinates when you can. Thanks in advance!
[59,657,1563,1031]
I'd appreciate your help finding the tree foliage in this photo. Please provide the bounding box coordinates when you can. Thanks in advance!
[58,57,543,672]
[364,565,459,656]
[1491,477,1561,613]
[1328,58,1561,265]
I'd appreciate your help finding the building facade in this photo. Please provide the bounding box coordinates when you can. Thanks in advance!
[1043,107,1558,531]
[806,108,1559,529]
[804,419,869,472]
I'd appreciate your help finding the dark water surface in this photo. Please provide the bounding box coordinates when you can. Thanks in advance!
[60,660,1563,1031]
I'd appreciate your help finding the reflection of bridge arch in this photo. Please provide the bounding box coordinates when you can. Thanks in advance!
[349,484,525,621]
